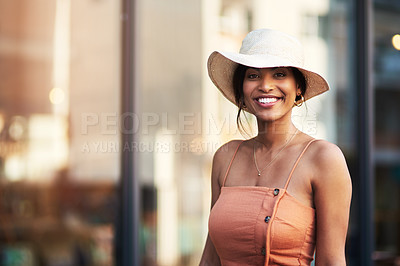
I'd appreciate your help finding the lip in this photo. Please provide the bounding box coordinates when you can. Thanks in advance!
[253,96,283,108]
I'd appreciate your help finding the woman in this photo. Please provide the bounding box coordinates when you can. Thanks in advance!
[200,29,352,265]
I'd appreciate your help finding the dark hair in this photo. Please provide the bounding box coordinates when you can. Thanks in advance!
[232,64,250,134]
[232,65,307,132]
[292,67,306,102]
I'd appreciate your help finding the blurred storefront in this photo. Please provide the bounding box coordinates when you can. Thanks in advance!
[0,0,399,265]
[0,0,121,265]
[373,1,400,264]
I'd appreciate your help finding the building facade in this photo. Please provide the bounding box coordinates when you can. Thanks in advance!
[0,0,399,265]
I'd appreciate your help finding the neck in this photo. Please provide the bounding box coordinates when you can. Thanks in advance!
[255,120,298,149]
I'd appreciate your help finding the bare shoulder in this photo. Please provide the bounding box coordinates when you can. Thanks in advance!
[307,139,352,187]
[308,139,346,164]
[212,140,244,182]
[209,140,244,201]
[213,139,244,164]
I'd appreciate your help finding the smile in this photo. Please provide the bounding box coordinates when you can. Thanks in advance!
[258,97,278,103]
[255,97,282,107]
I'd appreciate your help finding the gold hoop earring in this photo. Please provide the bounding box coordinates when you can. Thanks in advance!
[294,95,304,107]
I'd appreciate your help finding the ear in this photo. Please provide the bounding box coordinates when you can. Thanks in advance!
[241,98,247,109]
[296,87,302,96]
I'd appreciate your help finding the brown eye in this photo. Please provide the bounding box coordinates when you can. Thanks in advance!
[274,72,286,78]
[247,74,259,79]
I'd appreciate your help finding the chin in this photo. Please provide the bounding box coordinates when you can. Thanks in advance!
[255,114,282,122]
[254,110,292,123]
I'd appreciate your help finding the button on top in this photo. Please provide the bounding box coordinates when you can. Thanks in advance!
[264,216,271,223]
[261,247,266,255]
[273,188,280,196]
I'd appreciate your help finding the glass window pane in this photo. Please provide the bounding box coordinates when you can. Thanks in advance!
[373,0,400,263]
[0,0,121,265]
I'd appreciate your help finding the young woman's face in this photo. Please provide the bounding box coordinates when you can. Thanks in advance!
[242,67,301,122]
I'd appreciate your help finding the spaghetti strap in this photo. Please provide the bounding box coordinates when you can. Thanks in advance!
[283,139,319,189]
[222,141,244,187]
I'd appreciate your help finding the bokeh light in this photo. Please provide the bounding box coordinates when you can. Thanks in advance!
[9,116,27,141]
[49,87,65,105]
[392,34,400,50]
[0,113,4,133]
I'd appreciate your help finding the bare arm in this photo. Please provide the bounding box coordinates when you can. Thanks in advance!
[312,142,352,265]
[200,234,221,266]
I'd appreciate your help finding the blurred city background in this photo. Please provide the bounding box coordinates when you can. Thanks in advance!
[0,0,399,265]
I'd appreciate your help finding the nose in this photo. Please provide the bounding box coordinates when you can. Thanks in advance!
[259,74,274,92]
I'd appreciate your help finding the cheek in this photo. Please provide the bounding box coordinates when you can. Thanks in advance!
[242,81,253,98]
[242,81,249,92]
[282,80,298,98]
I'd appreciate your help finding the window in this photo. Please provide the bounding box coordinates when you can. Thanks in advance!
[0,0,121,265]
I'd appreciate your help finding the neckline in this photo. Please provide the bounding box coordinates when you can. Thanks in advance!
[222,139,319,188]
[221,186,315,211]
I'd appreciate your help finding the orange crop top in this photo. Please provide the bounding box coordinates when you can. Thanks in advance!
[209,140,317,265]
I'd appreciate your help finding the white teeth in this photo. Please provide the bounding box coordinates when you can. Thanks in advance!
[258,97,278,104]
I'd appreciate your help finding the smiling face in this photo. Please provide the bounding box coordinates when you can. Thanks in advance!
[242,67,301,123]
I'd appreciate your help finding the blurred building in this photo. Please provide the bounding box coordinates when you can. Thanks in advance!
[0,0,399,266]
[0,0,120,265]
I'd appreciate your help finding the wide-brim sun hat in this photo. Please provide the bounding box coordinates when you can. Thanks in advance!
[207,28,330,105]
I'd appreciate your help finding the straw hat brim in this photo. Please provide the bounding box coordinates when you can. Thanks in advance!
[207,51,329,105]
